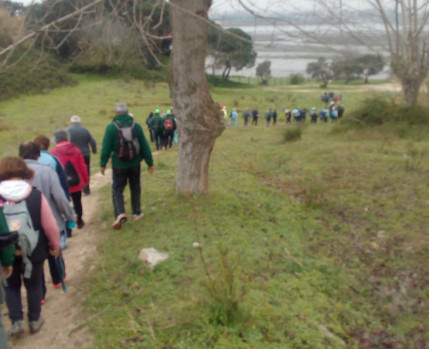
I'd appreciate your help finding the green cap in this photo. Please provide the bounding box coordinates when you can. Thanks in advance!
[155,109,160,113]
[167,109,172,115]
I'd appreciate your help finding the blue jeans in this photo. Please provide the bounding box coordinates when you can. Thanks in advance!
[228,117,238,127]
[112,165,141,217]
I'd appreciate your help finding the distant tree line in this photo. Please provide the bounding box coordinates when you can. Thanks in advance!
[306,55,385,88]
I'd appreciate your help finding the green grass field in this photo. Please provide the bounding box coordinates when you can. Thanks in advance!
[0,76,428,348]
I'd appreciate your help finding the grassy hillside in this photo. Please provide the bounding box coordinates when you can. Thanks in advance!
[0,76,427,348]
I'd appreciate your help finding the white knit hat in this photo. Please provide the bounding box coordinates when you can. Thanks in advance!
[70,115,81,124]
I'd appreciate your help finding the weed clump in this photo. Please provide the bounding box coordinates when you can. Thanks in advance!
[343,97,429,127]
[283,126,303,142]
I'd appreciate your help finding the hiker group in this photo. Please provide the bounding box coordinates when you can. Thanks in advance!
[219,91,345,127]
[145,109,177,151]
[0,102,154,346]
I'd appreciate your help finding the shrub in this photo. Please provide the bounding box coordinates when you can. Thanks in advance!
[290,73,305,85]
[0,49,77,101]
[283,125,303,142]
[343,97,429,127]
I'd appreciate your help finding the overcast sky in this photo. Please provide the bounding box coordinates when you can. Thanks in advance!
[210,0,371,15]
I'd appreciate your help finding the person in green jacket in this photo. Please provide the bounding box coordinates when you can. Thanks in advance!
[161,110,177,149]
[150,109,163,151]
[100,102,155,229]
[0,210,14,348]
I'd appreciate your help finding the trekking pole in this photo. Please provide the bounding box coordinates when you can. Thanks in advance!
[54,256,67,293]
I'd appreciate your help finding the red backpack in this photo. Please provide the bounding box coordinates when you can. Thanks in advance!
[164,118,174,131]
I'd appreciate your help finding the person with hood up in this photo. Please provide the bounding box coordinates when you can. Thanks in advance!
[0,157,61,337]
[50,130,88,230]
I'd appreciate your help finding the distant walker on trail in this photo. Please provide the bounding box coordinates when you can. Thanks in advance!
[100,102,155,230]
[67,115,97,196]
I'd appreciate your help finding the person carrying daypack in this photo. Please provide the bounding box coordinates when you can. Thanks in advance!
[51,130,88,230]
[0,202,15,348]
[161,110,177,149]
[113,119,141,160]
[19,142,75,301]
[146,112,154,143]
[150,109,163,151]
[252,108,259,126]
[0,157,61,338]
[100,102,155,229]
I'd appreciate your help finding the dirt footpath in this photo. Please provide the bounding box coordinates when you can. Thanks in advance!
[4,170,111,349]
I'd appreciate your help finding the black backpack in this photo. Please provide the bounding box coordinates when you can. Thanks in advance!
[152,116,162,133]
[114,120,140,161]
[65,161,80,187]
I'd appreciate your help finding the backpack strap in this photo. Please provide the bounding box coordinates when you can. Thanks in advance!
[22,189,41,279]
[113,120,122,132]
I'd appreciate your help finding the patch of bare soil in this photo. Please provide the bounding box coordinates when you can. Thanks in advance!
[4,170,112,349]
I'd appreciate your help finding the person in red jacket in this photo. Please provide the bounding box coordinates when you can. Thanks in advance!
[51,130,89,229]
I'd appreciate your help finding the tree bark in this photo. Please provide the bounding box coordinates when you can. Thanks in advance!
[402,79,422,107]
[169,0,225,194]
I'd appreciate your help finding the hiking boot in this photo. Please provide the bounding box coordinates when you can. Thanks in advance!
[29,317,45,334]
[112,213,127,229]
[132,213,144,222]
[77,220,85,229]
[8,320,24,337]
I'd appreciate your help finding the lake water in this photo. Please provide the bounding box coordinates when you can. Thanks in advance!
[207,24,391,79]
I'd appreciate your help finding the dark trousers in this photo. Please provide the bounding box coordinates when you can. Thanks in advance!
[71,191,83,223]
[41,250,66,299]
[154,131,163,150]
[112,165,141,217]
[163,133,174,148]
[252,117,258,126]
[83,155,90,194]
[6,259,44,322]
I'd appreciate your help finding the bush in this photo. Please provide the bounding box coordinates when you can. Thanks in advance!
[69,63,168,82]
[343,97,429,127]
[0,49,77,101]
[290,73,305,85]
[206,75,249,88]
[284,125,303,142]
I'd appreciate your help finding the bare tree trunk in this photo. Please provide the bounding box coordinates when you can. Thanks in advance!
[169,0,225,194]
[402,79,422,107]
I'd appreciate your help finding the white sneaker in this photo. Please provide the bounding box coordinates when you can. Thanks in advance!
[112,213,127,229]
[132,213,144,221]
